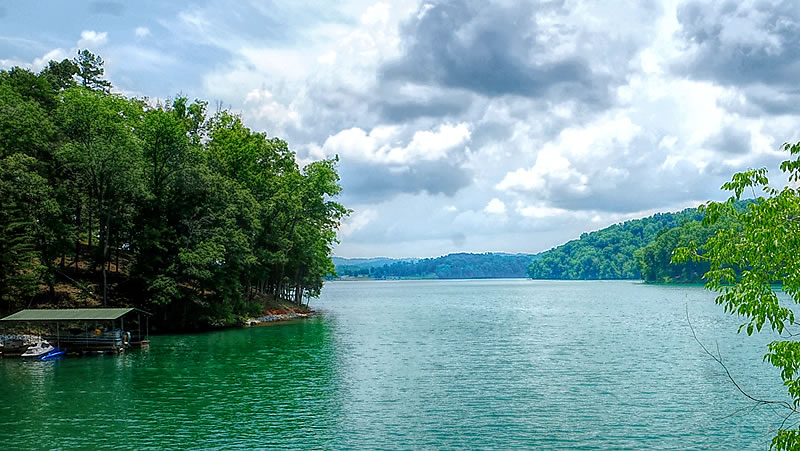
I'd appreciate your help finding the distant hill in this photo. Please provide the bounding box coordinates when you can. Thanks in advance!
[332,257,413,269]
[528,207,705,280]
[335,253,539,279]
[528,201,753,281]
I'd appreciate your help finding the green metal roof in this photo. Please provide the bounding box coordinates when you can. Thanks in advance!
[0,308,144,322]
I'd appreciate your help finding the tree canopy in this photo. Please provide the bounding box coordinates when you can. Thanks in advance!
[0,51,347,329]
[336,253,537,279]
[528,208,704,280]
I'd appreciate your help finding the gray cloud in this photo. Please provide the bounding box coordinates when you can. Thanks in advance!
[89,1,125,16]
[338,160,473,204]
[374,88,473,123]
[469,120,513,150]
[674,0,800,114]
[706,125,751,155]
[381,0,615,106]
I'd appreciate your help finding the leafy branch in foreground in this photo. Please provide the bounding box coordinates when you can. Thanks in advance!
[674,142,800,450]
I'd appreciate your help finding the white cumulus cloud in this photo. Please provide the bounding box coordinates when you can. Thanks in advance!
[484,198,506,215]
[322,123,471,165]
[78,30,108,48]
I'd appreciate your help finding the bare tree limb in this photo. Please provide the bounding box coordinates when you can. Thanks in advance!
[686,304,798,414]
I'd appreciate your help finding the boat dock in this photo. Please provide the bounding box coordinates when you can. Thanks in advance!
[0,308,151,356]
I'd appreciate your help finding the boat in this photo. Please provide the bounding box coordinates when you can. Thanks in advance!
[21,341,64,360]
[40,349,65,360]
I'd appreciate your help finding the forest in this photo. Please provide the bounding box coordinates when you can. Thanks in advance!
[333,206,743,282]
[529,202,751,282]
[634,216,740,283]
[528,208,704,280]
[335,253,537,279]
[0,51,347,329]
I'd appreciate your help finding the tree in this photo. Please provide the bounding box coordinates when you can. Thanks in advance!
[0,154,59,310]
[73,50,112,93]
[673,143,800,450]
[39,58,78,92]
[527,208,704,280]
[0,53,347,328]
[57,87,143,305]
[129,100,196,308]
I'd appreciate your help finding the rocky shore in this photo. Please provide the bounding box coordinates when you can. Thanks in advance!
[244,311,315,327]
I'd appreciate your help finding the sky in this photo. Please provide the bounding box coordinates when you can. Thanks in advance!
[2,0,799,258]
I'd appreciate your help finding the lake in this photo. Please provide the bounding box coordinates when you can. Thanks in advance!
[0,280,790,449]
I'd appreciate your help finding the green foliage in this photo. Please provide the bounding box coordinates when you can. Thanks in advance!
[0,77,55,159]
[73,49,111,93]
[529,209,704,280]
[0,154,59,308]
[339,253,537,279]
[0,54,347,329]
[673,142,800,450]
[39,58,78,92]
[635,210,746,283]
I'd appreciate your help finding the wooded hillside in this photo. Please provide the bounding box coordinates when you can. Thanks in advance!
[336,253,537,279]
[0,51,347,328]
[528,208,704,280]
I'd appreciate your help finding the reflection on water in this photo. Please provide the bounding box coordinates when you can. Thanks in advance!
[0,280,790,449]
[0,318,341,449]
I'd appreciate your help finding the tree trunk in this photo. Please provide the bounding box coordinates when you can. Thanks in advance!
[294,267,303,305]
[102,211,111,307]
[103,266,107,307]
[74,202,82,268]
[294,285,303,305]
[87,210,93,248]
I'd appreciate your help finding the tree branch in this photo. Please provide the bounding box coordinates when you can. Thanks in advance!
[686,304,798,413]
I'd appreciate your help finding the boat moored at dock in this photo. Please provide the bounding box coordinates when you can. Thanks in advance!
[21,341,65,360]
[0,308,151,356]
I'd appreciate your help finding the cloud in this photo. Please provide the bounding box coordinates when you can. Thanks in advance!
[516,203,570,219]
[339,208,378,238]
[31,48,69,71]
[374,85,474,123]
[78,30,108,48]
[484,198,505,214]
[673,0,800,114]
[322,122,471,165]
[8,0,800,258]
[337,158,473,203]
[384,1,560,97]
[378,0,658,109]
[88,1,125,16]
[705,124,752,155]
[361,2,391,26]
[496,115,640,197]
[316,120,475,202]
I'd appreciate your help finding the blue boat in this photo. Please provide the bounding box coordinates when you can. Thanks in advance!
[40,349,65,360]
[21,341,65,360]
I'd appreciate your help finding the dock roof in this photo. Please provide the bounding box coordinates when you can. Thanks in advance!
[0,308,149,322]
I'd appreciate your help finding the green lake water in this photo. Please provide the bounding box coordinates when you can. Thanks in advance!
[0,280,791,449]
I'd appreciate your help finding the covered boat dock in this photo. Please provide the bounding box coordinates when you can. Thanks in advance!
[0,308,151,355]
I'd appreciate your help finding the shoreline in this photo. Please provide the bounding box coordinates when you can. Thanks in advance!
[244,310,317,327]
